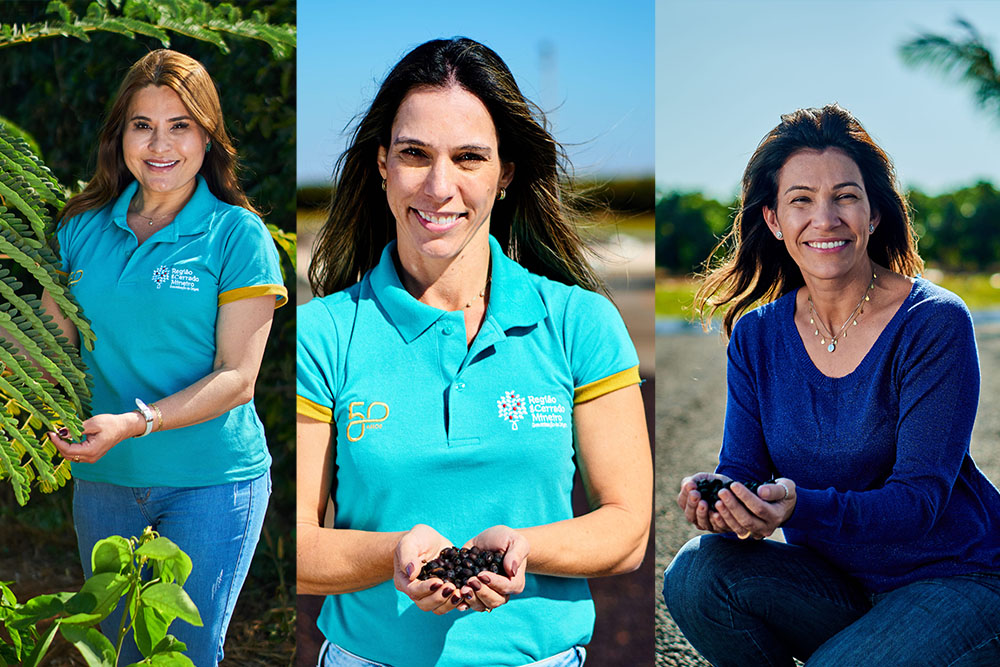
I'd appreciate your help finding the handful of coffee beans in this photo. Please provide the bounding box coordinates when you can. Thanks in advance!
[696,478,763,511]
[417,546,506,587]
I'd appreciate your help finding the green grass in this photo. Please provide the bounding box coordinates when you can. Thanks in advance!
[656,272,1000,319]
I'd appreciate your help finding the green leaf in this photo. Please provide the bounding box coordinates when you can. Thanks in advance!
[62,572,129,623]
[58,624,116,667]
[22,621,58,667]
[92,535,132,575]
[132,603,168,658]
[134,536,182,561]
[152,634,187,654]
[145,652,195,666]
[5,591,72,629]
[138,583,202,627]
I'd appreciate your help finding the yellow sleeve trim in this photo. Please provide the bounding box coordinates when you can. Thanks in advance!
[218,284,288,309]
[574,365,641,404]
[297,395,333,422]
[54,268,69,277]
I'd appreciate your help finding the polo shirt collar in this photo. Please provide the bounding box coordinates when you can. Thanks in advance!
[107,175,216,241]
[370,235,548,344]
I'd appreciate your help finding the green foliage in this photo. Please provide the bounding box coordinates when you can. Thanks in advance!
[0,0,295,60]
[901,18,1000,122]
[655,191,736,273]
[0,527,200,666]
[0,121,93,506]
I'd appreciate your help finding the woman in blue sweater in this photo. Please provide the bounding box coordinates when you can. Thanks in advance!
[663,104,1000,665]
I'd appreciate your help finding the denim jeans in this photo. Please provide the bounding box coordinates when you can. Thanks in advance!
[663,535,1000,666]
[73,472,270,667]
[318,640,587,666]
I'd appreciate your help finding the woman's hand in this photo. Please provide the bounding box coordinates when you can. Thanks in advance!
[714,478,797,540]
[393,524,464,615]
[48,412,144,464]
[460,525,529,613]
[677,472,734,533]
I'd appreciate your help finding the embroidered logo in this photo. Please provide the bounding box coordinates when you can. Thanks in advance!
[152,265,170,288]
[346,401,389,442]
[151,265,200,292]
[497,390,527,430]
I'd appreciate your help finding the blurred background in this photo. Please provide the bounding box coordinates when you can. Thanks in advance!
[296,0,654,664]
[654,1,1000,665]
[0,1,295,664]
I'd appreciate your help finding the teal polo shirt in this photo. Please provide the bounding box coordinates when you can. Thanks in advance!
[58,176,287,487]
[297,236,639,667]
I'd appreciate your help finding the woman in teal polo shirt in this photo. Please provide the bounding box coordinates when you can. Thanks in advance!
[43,50,287,666]
[297,38,652,667]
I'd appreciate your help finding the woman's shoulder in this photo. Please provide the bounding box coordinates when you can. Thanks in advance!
[731,289,796,341]
[901,278,973,329]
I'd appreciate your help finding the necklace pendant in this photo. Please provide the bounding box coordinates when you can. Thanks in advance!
[820,337,825,345]
[827,341,836,353]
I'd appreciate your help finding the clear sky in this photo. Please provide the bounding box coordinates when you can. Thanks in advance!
[657,0,1000,199]
[297,0,654,186]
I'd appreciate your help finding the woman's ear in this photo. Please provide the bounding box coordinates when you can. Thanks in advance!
[377,145,388,180]
[499,161,514,190]
[762,205,781,238]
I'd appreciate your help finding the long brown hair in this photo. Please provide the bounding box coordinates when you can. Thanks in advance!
[308,37,602,297]
[58,49,255,224]
[695,104,923,337]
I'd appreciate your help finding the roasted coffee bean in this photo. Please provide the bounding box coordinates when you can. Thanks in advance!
[417,545,507,587]
[695,478,766,511]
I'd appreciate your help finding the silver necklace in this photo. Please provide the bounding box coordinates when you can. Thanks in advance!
[807,269,877,353]
[464,275,491,308]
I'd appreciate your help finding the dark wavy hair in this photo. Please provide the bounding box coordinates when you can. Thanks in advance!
[308,37,602,297]
[58,49,255,224]
[695,104,923,336]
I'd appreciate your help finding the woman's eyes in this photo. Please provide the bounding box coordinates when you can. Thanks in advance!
[789,193,859,204]
[399,148,488,164]
[130,121,190,131]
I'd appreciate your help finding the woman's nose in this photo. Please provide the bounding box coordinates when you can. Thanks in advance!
[148,129,169,153]
[423,159,456,201]
[812,201,841,229]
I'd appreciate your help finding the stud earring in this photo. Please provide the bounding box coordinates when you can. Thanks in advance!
[869,223,875,233]
[205,140,212,153]
[776,230,783,240]
[497,188,506,201]
[381,178,387,192]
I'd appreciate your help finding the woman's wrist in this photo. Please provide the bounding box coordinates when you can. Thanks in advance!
[125,410,147,438]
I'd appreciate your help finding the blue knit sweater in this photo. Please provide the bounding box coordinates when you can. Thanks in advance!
[718,278,1000,593]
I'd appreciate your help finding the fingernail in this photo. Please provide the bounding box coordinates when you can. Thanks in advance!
[429,583,441,592]
[469,580,481,591]
[442,587,453,597]
[405,563,413,578]
[478,574,491,584]
[464,592,473,600]
[510,561,519,577]
[451,594,461,604]
[57,427,69,438]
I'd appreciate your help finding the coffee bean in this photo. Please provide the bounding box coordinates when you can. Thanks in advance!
[695,478,767,511]
[417,546,507,587]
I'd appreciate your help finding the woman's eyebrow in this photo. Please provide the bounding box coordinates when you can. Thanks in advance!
[128,114,194,122]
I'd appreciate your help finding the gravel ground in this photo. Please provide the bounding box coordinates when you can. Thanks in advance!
[653,325,1000,666]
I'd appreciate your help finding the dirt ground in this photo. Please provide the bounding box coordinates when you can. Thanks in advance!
[653,325,1000,666]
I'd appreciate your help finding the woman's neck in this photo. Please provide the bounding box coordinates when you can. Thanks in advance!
[396,239,492,313]
[802,259,878,335]
[131,180,198,220]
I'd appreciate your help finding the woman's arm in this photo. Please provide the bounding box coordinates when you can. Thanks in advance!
[41,289,79,349]
[49,295,275,462]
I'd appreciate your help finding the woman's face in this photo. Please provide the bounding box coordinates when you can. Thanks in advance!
[763,147,879,283]
[122,85,208,201]
[377,84,514,264]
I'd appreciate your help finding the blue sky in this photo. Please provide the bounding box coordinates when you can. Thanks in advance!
[296,0,654,186]
[657,0,1000,199]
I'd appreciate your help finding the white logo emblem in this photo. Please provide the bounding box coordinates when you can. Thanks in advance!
[151,265,200,292]
[497,390,526,430]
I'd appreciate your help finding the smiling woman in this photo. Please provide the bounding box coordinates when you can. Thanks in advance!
[39,49,287,667]
[297,37,651,667]
[663,104,1000,666]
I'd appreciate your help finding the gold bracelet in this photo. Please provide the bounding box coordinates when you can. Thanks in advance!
[149,402,164,432]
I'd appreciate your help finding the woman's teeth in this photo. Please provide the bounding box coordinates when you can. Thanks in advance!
[420,211,460,225]
[808,240,847,249]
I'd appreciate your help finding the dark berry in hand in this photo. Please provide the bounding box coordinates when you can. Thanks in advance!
[417,546,506,587]
[696,478,764,511]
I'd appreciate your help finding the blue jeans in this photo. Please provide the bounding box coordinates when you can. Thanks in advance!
[318,641,587,666]
[73,472,270,667]
[663,535,1000,666]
